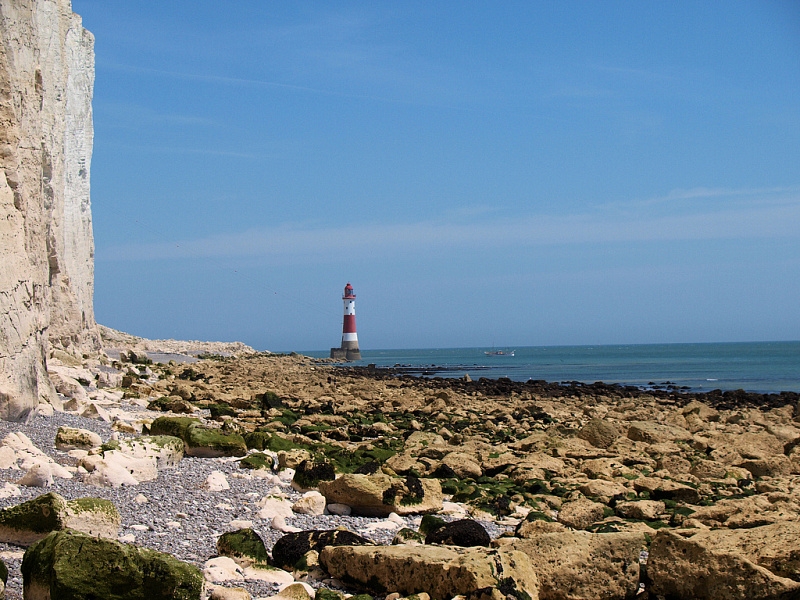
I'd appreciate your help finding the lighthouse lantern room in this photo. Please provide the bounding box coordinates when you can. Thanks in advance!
[330,282,361,361]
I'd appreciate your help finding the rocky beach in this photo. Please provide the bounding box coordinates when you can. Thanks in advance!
[2,1,799,598]
[0,329,798,599]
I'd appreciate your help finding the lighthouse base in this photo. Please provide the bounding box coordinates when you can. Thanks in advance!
[330,347,361,361]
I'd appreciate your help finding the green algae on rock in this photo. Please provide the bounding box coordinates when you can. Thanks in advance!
[292,460,336,491]
[149,416,246,457]
[0,493,67,546]
[0,493,122,546]
[217,528,270,567]
[22,529,205,600]
[148,416,200,440]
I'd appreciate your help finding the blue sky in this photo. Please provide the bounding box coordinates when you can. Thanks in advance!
[74,1,800,351]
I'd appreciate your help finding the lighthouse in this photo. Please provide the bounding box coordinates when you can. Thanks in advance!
[330,282,361,361]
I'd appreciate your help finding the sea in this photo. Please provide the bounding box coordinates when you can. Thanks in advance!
[304,341,800,394]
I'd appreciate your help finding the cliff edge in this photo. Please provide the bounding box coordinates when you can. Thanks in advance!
[0,0,99,420]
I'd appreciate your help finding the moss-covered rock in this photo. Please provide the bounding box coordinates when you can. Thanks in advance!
[22,529,204,600]
[315,588,345,600]
[216,528,269,567]
[243,431,273,451]
[183,424,247,458]
[148,416,200,440]
[292,460,335,491]
[209,403,237,420]
[63,497,122,539]
[239,453,274,471]
[0,493,122,546]
[0,493,67,546]
[392,527,425,546]
[418,515,446,536]
[54,427,102,451]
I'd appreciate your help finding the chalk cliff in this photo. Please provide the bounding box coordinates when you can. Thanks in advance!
[0,0,98,420]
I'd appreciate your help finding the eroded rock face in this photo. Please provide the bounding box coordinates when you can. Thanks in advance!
[647,525,800,600]
[502,531,647,600]
[0,0,99,421]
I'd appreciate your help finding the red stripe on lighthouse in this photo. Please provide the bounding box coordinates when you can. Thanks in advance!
[343,314,356,333]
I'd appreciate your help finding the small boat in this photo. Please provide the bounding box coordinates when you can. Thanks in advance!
[484,349,515,356]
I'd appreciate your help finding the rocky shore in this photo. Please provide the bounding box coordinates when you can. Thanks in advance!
[0,337,799,600]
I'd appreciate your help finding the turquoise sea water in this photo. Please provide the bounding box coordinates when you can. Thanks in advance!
[305,341,800,394]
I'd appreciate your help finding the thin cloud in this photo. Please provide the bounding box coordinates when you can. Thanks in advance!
[100,62,466,111]
[98,189,800,262]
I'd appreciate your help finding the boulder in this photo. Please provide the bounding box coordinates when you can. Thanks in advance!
[577,419,620,449]
[149,416,200,439]
[277,449,312,470]
[203,471,230,492]
[439,452,483,479]
[17,463,53,488]
[424,519,490,547]
[217,528,270,568]
[275,583,313,600]
[49,372,89,402]
[655,454,692,475]
[271,529,373,571]
[54,427,101,450]
[633,476,701,504]
[292,491,326,516]
[503,531,646,600]
[257,496,294,521]
[647,524,800,600]
[556,498,607,530]
[737,455,794,479]
[690,459,731,480]
[577,480,628,504]
[319,544,539,600]
[319,474,442,517]
[184,424,247,458]
[203,556,244,583]
[149,417,245,457]
[614,500,665,521]
[709,431,785,461]
[22,530,205,599]
[292,460,335,492]
[79,451,156,486]
[626,421,693,444]
[209,586,251,600]
[0,492,120,546]
[104,435,184,469]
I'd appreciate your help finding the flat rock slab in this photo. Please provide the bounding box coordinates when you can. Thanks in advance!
[501,530,647,600]
[648,523,800,600]
[320,544,540,600]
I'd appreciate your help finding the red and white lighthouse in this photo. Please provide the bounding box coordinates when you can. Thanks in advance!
[330,282,361,361]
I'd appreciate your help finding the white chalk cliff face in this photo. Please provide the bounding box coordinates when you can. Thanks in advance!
[0,0,99,420]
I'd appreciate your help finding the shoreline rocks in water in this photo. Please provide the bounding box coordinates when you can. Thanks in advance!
[0,346,796,599]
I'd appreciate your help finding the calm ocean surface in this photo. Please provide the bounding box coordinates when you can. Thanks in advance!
[304,342,800,394]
